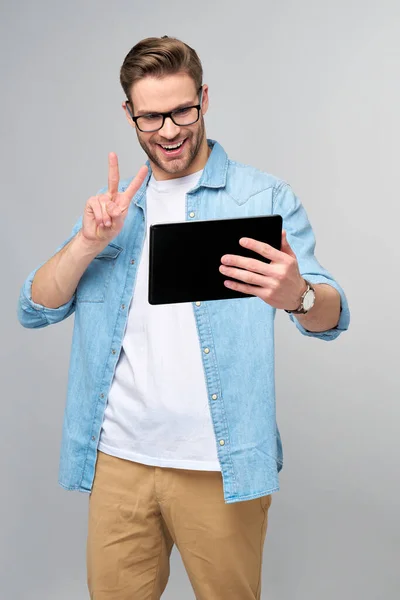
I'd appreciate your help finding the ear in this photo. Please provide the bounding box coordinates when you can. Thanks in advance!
[122,101,136,129]
[201,84,209,116]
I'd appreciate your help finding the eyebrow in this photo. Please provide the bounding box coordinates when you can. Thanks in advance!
[135,99,197,117]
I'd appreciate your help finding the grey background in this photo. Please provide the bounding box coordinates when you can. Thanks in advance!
[2,0,399,598]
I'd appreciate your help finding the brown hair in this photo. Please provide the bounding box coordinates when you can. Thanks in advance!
[120,36,203,104]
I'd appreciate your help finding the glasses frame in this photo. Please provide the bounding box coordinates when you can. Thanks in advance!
[126,86,203,132]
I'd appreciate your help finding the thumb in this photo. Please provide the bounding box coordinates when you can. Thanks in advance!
[281,230,297,259]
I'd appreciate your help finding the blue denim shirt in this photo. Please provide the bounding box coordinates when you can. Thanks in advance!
[18,140,350,503]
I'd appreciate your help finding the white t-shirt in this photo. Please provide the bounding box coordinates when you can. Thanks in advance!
[98,170,221,471]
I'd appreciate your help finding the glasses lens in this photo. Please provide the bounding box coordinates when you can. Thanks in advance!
[136,115,164,132]
[172,107,199,126]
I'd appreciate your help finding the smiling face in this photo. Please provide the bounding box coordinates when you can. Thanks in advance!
[123,72,210,180]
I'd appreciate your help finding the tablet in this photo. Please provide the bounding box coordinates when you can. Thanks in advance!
[148,214,282,305]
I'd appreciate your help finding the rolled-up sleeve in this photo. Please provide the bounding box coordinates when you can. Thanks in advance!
[17,217,82,329]
[273,182,350,341]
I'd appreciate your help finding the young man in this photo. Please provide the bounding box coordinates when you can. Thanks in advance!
[18,36,350,600]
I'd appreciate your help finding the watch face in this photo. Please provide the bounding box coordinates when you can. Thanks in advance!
[303,289,315,311]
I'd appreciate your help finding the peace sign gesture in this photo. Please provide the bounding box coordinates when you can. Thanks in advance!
[82,153,148,244]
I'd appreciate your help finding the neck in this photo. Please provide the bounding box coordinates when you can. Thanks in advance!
[150,136,211,181]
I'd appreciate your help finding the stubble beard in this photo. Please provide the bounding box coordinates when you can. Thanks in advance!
[136,117,206,177]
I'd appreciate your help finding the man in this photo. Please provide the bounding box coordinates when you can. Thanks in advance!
[18,36,350,600]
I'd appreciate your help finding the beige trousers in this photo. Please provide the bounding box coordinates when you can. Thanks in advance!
[87,451,272,600]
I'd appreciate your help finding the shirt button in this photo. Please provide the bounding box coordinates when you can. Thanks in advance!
[195,301,201,307]
[189,211,195,218]
[212,394,218,400]
[121,304,125,310]
[100,393,104,399]
[204,347,210,354]
[92,436,96,441]
[111,349,116,355]
[130,259,135,265]
[219,439,225,446]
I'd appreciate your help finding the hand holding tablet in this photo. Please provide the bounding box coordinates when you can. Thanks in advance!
[148,215,283,305]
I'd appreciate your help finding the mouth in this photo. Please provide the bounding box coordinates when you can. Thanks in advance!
[157,138,188,157]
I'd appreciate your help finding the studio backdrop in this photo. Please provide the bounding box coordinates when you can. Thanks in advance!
[1,1,399,598]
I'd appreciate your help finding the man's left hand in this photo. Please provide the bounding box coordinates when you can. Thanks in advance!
[219,230,307,311]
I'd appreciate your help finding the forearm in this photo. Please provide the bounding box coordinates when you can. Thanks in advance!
[31,231,105,309]
[295,283,341,332]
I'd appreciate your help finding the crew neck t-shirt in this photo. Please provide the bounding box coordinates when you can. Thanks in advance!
[98,170,221,471]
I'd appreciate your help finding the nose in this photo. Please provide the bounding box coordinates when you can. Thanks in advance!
[159,116,181,139]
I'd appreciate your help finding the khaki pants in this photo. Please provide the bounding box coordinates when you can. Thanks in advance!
[87,451,272,600]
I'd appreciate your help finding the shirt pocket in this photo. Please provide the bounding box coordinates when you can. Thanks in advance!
[76,243,123,303]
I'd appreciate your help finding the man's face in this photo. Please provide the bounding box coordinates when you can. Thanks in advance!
[125,72,209,178]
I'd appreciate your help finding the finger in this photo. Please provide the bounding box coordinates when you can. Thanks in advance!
[239,237,286,262]
[219,265,273,287]
[108,152,120,199]
[280,230,297,259]
[119,165,149,211]
[223,279,259,297]
[86,196,104,228]
[220,254,273,276]
[98,195,112,227]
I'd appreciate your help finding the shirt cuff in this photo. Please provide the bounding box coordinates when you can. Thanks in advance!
[18,267,76,327]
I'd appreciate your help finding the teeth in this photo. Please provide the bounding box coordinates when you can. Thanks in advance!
[161,140,184,150]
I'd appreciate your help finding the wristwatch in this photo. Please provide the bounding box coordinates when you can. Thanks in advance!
[284,280,316,315]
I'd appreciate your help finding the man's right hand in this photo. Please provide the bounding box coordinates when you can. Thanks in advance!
[31,154,148,309]
[82,153,148,245]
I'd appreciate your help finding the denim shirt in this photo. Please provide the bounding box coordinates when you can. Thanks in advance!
[18,139,350,503]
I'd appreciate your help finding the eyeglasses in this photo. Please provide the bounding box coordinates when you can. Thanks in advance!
[126,87,203,132]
